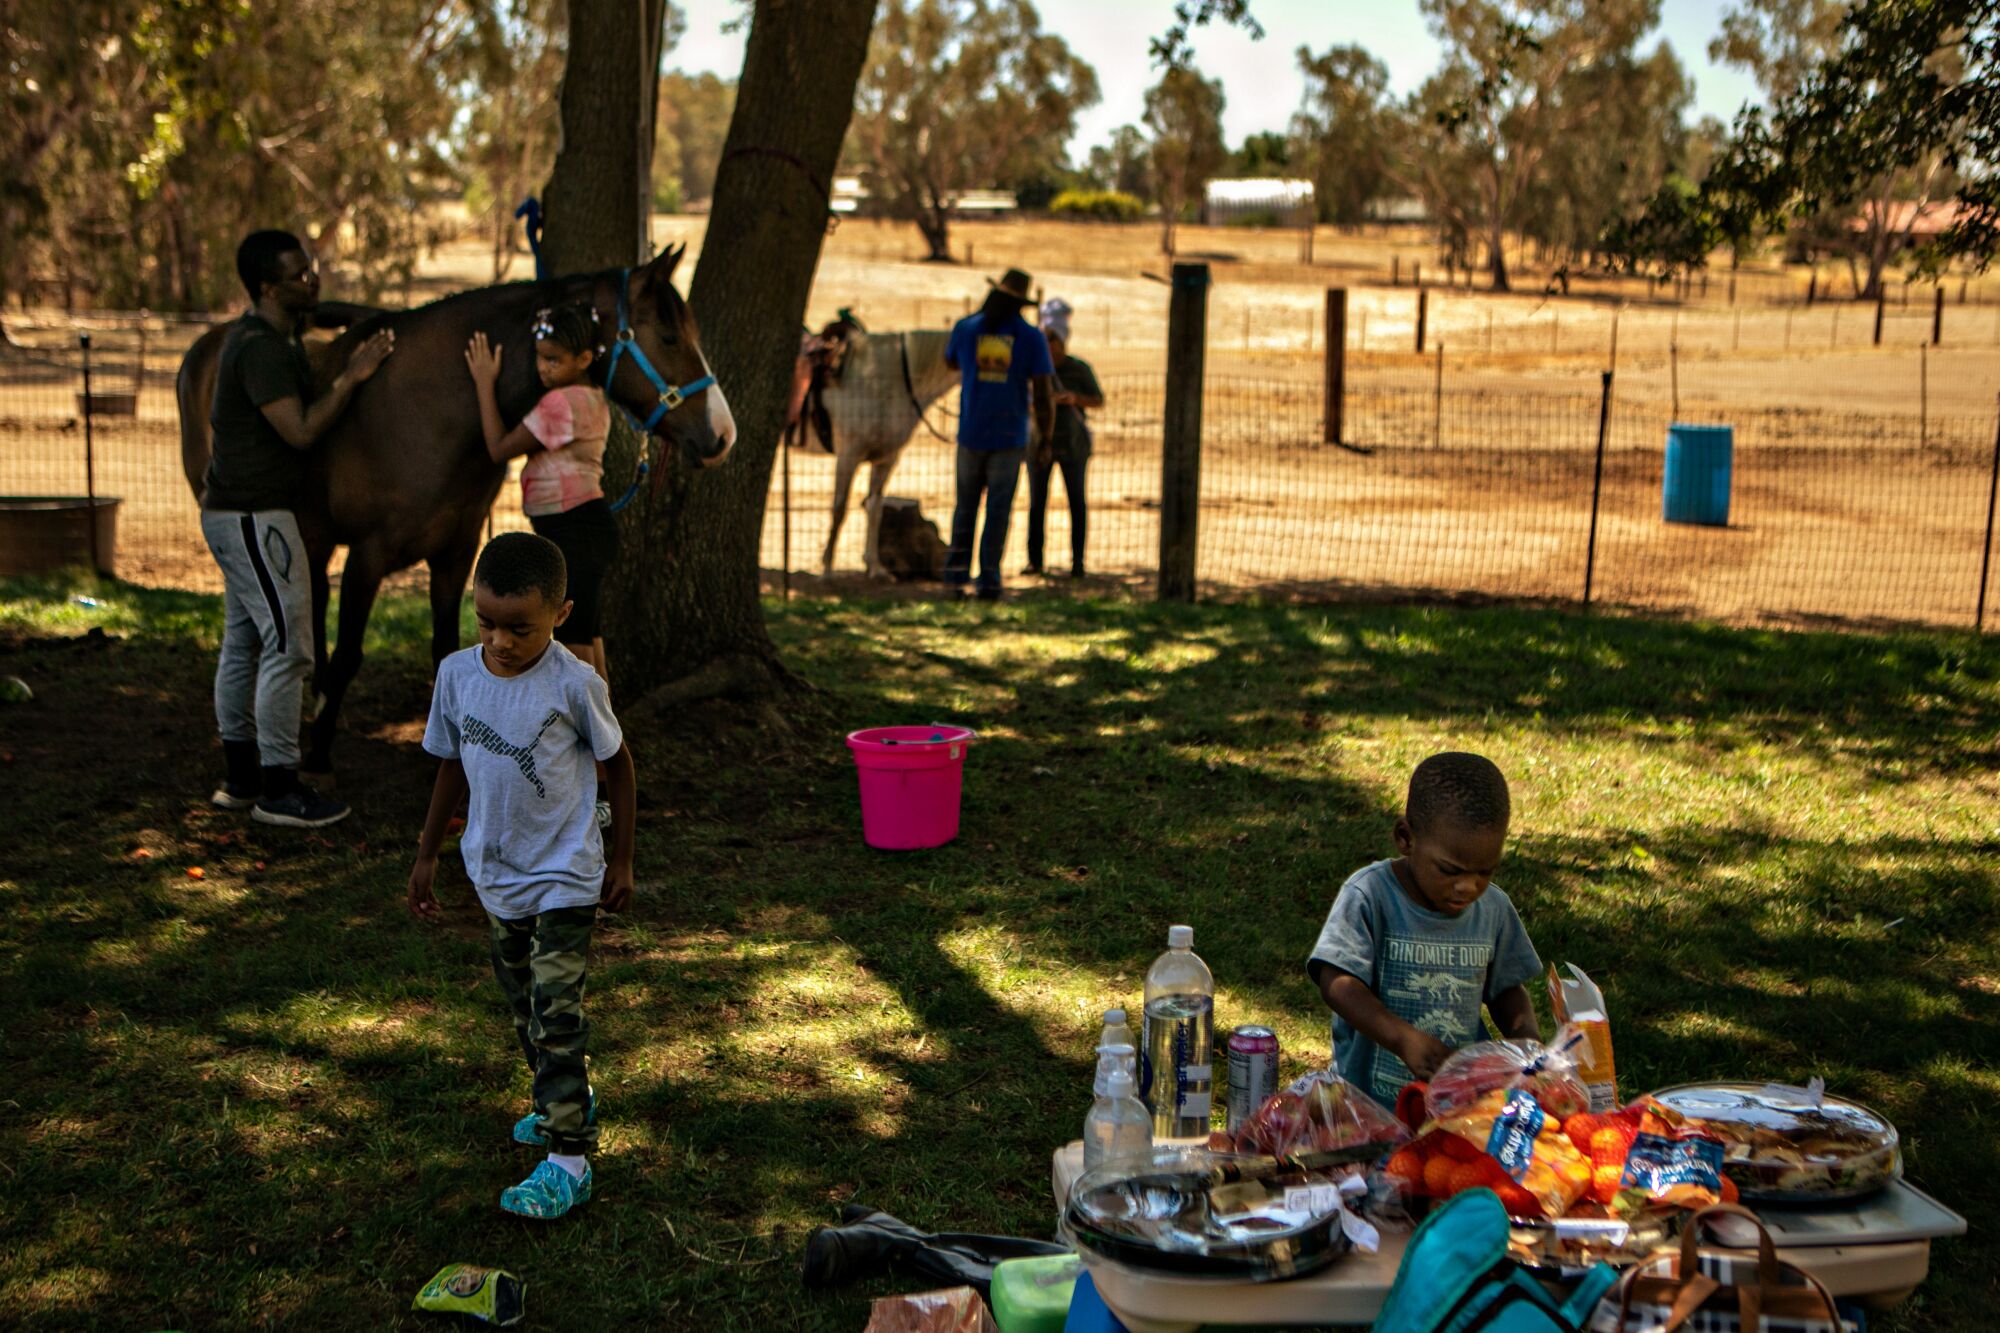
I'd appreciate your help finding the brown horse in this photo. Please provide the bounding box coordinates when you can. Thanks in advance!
[176,246,735,773]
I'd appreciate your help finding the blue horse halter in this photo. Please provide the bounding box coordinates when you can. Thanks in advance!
[601,266,715,433]
[597,265,715,511]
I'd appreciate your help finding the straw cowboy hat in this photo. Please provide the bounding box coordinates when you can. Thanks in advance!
[986,268,1034,302]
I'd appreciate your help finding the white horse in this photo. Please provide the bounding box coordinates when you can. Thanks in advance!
[812,328,958,579]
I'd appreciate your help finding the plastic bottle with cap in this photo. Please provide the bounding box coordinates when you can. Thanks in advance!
[1082,1064,1153,1172]
[1140,924,1215,1138]
[1093,1041,1137,1097]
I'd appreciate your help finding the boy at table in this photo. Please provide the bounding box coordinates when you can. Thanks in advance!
[1307,752,1542,1109]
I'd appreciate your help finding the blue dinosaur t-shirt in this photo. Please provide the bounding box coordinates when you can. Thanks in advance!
[947,310,1053,450]
[422,642,623,918]
[1307,859,1542,1108]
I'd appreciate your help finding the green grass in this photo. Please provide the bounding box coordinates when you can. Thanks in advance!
[2,571,1996,1329]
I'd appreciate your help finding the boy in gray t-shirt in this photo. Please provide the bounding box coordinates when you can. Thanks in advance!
[1307,753,1542,1110]
[408,533,635,1220]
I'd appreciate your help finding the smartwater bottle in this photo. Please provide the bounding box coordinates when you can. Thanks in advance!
[1140,924,1215,1139]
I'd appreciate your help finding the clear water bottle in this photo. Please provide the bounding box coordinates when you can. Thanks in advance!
[1083,1065,1153,1172]
[1099,1007,1134,1056]
[1140,924,1215,1139]
[1093,1041,1137,1097]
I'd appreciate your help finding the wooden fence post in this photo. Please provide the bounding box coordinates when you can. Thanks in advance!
[1324,287,1346,446]
[1933,286,1945,345]
[1415,287,1428,353]
[1158,262,1209,602]
[1391,255,1400,286]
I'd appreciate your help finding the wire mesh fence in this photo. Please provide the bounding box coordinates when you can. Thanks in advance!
[3,314,1997,631]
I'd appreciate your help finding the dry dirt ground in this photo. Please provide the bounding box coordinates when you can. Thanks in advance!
[4,216,1998,627]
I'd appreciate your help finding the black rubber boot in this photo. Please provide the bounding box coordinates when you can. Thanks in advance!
[800,1204,1069,1297]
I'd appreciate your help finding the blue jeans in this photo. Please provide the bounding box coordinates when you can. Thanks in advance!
[946,446,1025,591]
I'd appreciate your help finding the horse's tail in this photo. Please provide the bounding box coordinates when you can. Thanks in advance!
[176,324,230,505]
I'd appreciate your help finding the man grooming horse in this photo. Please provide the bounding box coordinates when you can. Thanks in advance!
[202,229,394,828]
[179,244,733,778]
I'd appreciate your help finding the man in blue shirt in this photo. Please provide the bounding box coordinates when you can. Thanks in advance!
[943,268,1055,599]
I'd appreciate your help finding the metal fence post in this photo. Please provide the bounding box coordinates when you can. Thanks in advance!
[1415,287,1428,354]
[1158,261,1209,602]
[1873,290,1886,346]
[1670,340,1680,420]
[1920,345,1928,448]
[1934,286,1945,345]
[1432,343,1444,450]
[1323,287,1346,446]
[1980,399,2000,631]
[80,332,101,574]
[1584,370,1613,608]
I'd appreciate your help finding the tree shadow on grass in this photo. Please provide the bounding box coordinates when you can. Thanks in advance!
[3,583,1997,1328]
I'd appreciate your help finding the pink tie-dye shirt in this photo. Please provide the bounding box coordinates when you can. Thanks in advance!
[519,385,611,517]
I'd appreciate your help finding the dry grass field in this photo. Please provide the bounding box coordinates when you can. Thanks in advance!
[4,214,1998,627]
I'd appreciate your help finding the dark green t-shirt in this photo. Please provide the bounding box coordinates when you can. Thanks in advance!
[1050,354,1101,460]
[203,313,316,512]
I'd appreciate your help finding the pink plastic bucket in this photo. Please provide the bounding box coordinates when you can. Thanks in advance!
[846,725,977,850]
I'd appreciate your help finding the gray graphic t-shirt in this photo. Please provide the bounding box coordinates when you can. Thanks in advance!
[423,643,623,919]
[1308,859,1541,1108]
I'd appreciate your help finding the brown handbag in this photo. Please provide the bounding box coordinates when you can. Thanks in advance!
[1597,1204,1850,1333]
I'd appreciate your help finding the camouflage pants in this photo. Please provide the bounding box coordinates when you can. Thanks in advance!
[488,905,598,1154]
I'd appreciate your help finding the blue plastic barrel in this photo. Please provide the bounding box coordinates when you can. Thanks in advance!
[1663,423,1733,526]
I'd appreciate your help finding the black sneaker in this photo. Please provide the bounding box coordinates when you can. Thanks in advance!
[252,784,351,829]
[211,781,260,811]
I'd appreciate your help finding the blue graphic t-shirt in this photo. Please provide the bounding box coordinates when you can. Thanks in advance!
[1307,859,1542,1108]
[946,310,1053,450]
[423,642,624,919]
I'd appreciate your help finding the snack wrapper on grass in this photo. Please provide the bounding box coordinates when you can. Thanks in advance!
[1424,1026,1592,1123]
[1207,1069,1410,1166]
[1426,1088,1592,1217]
[412,1264,525,1326]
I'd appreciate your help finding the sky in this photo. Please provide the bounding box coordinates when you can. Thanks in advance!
[666,1,1768,159]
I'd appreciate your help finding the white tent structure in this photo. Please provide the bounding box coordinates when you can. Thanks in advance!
[1202,178,1316,227]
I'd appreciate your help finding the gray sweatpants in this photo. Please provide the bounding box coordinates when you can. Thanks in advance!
[200,508,315,768]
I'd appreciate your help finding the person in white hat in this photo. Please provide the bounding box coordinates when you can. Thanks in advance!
[1023,297,1102,578]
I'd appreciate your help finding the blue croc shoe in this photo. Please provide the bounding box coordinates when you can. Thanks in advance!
[512,1089,597,1147]
[500,1159,592,1219]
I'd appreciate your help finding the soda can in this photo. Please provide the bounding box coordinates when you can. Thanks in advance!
[1226,1025,1280,1132]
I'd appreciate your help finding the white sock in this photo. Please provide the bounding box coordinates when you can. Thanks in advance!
[549,1152,587,1180]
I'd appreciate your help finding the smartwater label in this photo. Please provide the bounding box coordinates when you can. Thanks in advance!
[1179,1091,1212,1118]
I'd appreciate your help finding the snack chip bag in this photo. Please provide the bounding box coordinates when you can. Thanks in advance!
[1424,1027,1592,1123]
[1546,963,1618,1112]
[1426,1087,1592,1217]
[412,1263,525,1327]
[1617,1108,1726,1210]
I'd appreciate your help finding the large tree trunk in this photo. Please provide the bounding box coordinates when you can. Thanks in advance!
[601,0,880,705]
[540,0,657,275]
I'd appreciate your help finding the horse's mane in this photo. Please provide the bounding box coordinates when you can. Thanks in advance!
[321,263,700,357]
